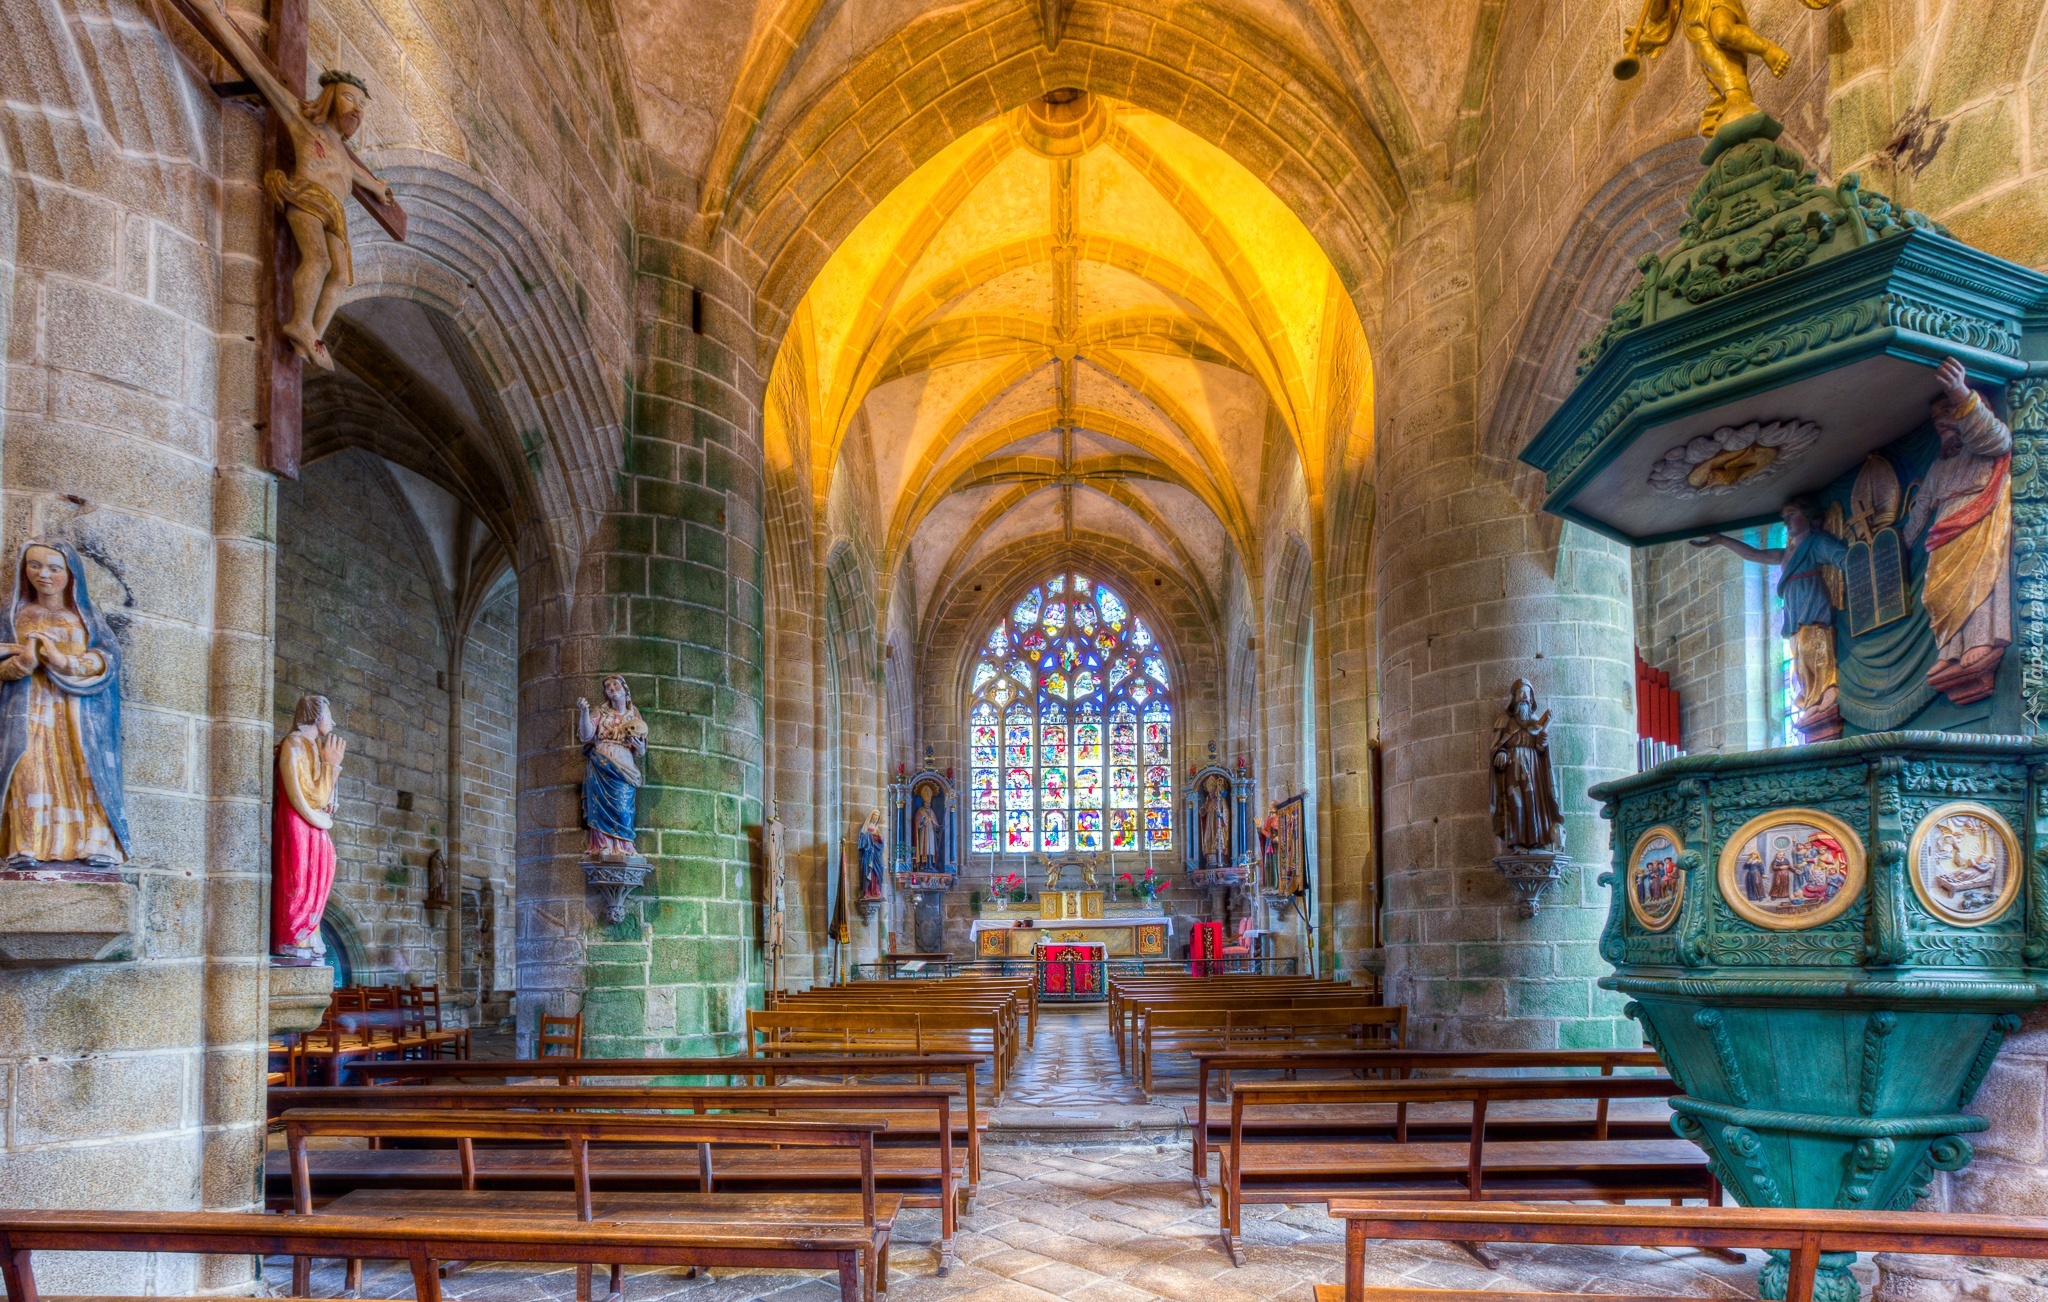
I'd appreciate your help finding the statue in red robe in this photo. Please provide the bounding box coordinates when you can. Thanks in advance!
[272,694,346,964]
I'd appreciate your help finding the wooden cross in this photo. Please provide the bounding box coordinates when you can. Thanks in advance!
[159,0,408,479]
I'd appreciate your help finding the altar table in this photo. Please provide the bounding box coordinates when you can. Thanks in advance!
[971,913,1171,958]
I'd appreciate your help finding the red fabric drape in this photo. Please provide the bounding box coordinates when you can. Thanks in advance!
[1190,921,1224,976]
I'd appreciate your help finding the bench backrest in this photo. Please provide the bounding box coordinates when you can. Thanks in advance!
[279,1107,882,1230]
[0,1208,854,1302]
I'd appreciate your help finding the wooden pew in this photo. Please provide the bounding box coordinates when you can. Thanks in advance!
[266,1082,973,1262]
[1134,998,1401,1093]
[1319,1201,2048,1302]
[1110,977,1342,1067]
[0,1206,875,1302]
[1108,974,1335,1059]
[816,977,1036,1049]
[277,1108,895,1302]
[346,1053,984,1089]
[1216,1076,1714,1265]
[1186,1049,1668,1203]
[745,1009,1013,1097]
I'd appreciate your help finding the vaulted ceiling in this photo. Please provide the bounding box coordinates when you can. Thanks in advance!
[764,91,1374,627]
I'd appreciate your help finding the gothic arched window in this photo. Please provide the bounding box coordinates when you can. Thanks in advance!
[967,573,1173,855]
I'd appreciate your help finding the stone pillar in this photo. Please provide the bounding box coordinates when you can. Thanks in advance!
[517,220,766,1057]
[1375,205,1637,1049]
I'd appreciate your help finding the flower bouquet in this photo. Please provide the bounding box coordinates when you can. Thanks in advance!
[1118,866,1171,904]
[996,872,1028,907]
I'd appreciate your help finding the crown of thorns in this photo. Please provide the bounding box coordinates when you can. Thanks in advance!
[318,69,369,96]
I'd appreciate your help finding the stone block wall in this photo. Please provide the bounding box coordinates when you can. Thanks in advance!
[1631,536,1783,757]
[460,583,518,1001]
[1375,207,1637,1051]
[0,1,274,1287]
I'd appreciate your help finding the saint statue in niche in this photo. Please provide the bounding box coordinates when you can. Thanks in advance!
[272,694,345,963]
[912,780,940,868]
[1692,498,1848,741]
[1199,773,1231,868]
[1489,678,1564,853]
[0,541,128,869]
[857,809,886,901]
[1902,357,2012,706]
[578,676,647,863]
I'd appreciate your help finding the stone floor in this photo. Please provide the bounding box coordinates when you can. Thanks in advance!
[271,1006,1792,1301]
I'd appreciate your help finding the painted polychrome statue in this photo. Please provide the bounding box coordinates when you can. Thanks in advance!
[1903,356,2012,706]
[1692,497,1850,740]
[0,540,128,869]
[857,809,885,900]
[272,694,345,962]
[578,676,647,863]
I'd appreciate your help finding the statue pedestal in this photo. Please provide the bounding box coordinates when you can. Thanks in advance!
[1596,735,2048,1301]
[1492,851,1569,918]
[269,961,336,1035]
[0,872,137,965]
[581,856,649,925]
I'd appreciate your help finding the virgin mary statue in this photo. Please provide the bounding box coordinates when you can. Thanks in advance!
[579,675,648,861]
[0,541,128,867]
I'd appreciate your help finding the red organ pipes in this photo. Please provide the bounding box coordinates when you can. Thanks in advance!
[1635,649,1685,770]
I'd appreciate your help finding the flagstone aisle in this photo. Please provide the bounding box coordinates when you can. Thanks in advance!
[279,1006,1801,1301]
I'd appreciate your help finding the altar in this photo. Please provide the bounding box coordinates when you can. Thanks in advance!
[970,912,1171,958]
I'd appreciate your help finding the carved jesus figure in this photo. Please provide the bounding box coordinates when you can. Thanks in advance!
[182,1,393,370]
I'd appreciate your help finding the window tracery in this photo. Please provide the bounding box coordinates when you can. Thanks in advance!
[968,573,1173,854]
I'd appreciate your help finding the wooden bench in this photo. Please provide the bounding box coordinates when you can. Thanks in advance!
[745,1010,1013,1096]
[1217,1076,1715,1265]
[1319,1201,2048,1302]
[267,1082,973,1262]
[1137,1003,1404,1094]
[1187,1049,1669,1203]
[0,1206,875,1302]
[346,1053,984,1089]
[813,977,1037,1048]
[275,1108,895,1302]
[1108,975,1336,1060]
[1110,978,1346,1067]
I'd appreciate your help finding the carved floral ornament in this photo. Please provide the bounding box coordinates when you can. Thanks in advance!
[1648,419,1821,497]
[1715,807,1867,931]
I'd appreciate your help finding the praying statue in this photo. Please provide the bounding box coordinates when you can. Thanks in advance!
[1903,356,2012,706]
[858,809,886,900]
[1489,678,1564,854]
[1200,774,1231,868]
[272,694,345,962]
[1692,498,1848,737]
[578,676,648,862]
[180,1,393,370]
[0,541,128,869]
[1614,0,1841,137]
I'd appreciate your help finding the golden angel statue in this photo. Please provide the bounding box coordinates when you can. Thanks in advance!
[1615,0,1842,137]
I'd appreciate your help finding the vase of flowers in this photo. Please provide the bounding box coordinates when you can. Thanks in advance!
[1119,866,1170,905]
[996,872,1027,907]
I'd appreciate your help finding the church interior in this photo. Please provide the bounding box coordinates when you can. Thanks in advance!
[8,0,2048,1298]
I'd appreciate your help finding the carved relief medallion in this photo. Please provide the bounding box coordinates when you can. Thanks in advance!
[1626,826,1685,931]
[1717,809,1865,930]
[1908,802,2020,927]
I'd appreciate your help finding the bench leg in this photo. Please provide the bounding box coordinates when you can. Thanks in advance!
[1453,1241,1500,1271]
[344,1257,362,1296]
[836,1250,863,1302]
[291,1256,310,1296]
[436,1260,470,1279]
[575,1262,592,1302]
[608,1263,624,1299]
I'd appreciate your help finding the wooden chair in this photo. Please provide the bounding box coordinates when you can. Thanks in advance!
[539,1010,582,1057]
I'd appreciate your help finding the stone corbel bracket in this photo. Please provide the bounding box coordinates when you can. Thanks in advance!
[582,859,650,926]
[0,874,139,965]
[1493,851,1570,918]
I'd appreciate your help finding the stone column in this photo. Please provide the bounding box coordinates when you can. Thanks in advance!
[1374,205,1637,1049]
[516,221,766,1057]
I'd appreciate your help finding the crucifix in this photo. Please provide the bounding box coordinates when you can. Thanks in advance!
[156,0,408,479]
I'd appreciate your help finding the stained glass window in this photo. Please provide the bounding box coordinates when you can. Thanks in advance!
[967,572,1173,854]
